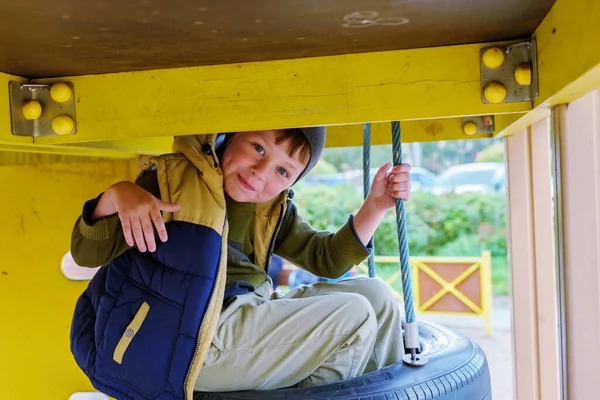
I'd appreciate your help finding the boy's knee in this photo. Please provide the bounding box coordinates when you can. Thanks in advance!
[334,292,377,336]
[348,278,399,315]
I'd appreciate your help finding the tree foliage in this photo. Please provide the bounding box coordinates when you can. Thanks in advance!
[293,183,507,258]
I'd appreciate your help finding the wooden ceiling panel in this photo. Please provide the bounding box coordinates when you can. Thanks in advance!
[0,0,555,77]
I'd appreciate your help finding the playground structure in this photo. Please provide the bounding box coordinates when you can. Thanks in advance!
[1,0,600,398]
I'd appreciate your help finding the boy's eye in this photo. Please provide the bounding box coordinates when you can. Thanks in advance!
[277,167,288,177]
[254,144,265,154]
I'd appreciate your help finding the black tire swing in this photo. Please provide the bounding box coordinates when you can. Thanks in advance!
[195,122,492,400]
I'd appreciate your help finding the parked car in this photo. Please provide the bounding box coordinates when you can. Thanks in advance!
[407,166,437,192]
[432,162,505,195]
[305,166,437,193]
[365,166,436,192]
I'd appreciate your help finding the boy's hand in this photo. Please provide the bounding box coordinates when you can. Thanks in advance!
[367,162,412,212]
[103,181,180,252]
[352,162,412,245]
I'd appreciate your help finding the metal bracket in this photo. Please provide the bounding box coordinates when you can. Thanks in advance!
[9,82,77,137]
[461,115,495,136]
[479,39,539,104]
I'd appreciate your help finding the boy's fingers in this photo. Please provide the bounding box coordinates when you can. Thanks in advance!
[141,216,156,253]
[390,181,411,192]
[158,200,181,212]
[151,208,168,243]
[374,162,392,181]
[388,172,410,183]
[130,217,147,252]
[392,163,412,173]
[120,215,135,247]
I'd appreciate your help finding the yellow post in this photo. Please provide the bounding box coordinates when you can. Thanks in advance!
[411,259,421,312]
[481,250,493,335]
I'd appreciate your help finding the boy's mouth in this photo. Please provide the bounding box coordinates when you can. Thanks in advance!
[238,174,256,192]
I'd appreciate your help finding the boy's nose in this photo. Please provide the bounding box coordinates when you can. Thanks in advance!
[252,161,269,181]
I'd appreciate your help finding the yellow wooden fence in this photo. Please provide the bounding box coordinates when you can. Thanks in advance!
[358,251,493,335]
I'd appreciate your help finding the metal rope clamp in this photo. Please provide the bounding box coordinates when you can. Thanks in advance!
[402,321,428,366]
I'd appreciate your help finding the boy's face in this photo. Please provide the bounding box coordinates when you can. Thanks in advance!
[221,130,309,203]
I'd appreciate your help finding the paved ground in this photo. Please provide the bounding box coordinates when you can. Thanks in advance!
[419,296,514,400]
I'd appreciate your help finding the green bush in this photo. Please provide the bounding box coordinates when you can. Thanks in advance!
[293,183,362,232]
[292,185,509,293]
[294,187,506,257]
[310,159,338,175]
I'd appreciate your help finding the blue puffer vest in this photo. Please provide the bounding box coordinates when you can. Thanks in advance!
[70,135,230,400]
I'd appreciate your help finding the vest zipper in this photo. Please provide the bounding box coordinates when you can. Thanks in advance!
[265,203,285,274]
[183,215,228,399]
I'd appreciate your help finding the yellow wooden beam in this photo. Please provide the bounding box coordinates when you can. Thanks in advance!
[0,136,172,160]
[62,137,173,155]
[2,118,497,156]
[0,151,112,166]
[326,118,496,147]
[494,113,524,134]
[2,117,498,156]
[0,142,140,159]
[2,71,174,156]
[496,0,600,137]
[0,72,30,145]
[31,43,530,145]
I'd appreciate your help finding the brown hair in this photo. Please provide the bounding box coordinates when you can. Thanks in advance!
[275,128,311,164]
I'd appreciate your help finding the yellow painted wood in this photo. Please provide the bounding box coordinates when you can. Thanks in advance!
[481,250,493,335]
[2,118,490,157]
[32,43,530,145]
[63,137,174,155]
[0,151,112,166]
[0,143,139,160]
[535,0,600,107]
[0,159,138,399]
[326,118,494,148]
[0,136,173,163]
[494,113,524,134]
[372,253,493,334]
[496,0,600,137]
[417,262,483,314]
[0,72,30,145]
[412,259,421,310]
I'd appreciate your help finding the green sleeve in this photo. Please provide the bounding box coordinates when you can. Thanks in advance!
[273,200,370,279]
[70,170,160,268]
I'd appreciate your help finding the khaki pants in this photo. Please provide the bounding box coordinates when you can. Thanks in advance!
[194,277,405,391]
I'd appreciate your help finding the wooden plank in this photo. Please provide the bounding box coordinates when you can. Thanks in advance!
[0,0,554,77]
[32,43,530,144]
[497,0,600,137]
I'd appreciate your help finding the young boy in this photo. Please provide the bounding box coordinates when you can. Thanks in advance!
[70,128,411,399]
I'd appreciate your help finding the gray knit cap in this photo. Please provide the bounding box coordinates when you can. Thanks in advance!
[297,126,326,181]
[214,127,326,182]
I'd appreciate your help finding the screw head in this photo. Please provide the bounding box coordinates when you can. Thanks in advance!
[52,115,75,135]
[22,100,42,120]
